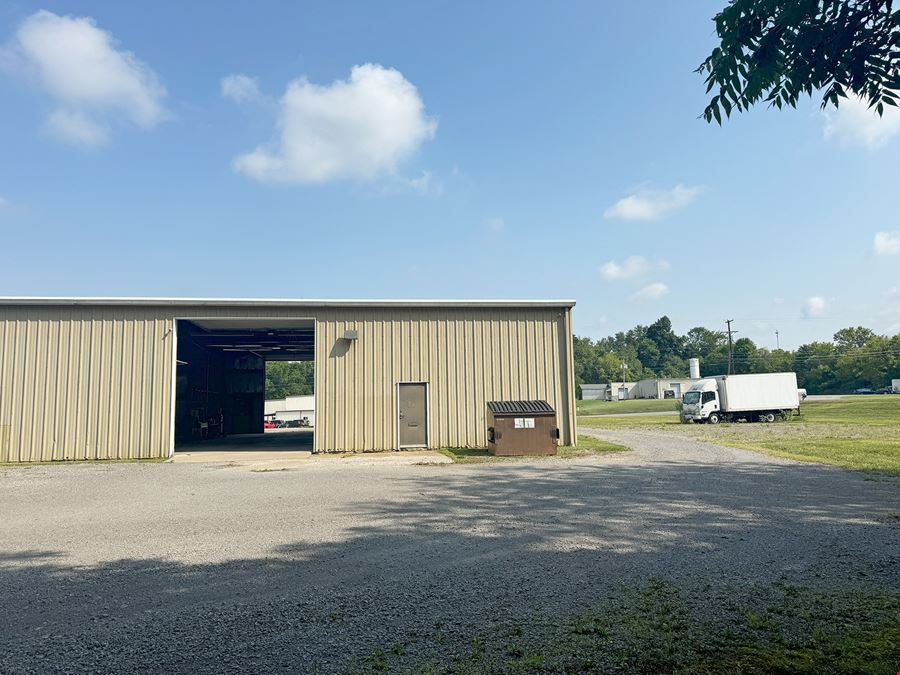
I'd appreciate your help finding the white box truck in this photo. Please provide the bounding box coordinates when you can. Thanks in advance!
[893,378,900,394]
[682,372,800,424]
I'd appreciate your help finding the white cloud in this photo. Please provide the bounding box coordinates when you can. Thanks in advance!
[375,170,444,197]
[874,231,900,256]
[0,194,24,216]
[485,216,505,232]
[604,184,702,221]
[231,63,437,183]
[631,282,669,302]
[221,74,260,103]
[45,108,108,146]
[406,170,443,196]
[6,10,167,147]
[600,255,670,281]
[823,96,900,149]
[804,296,827,317]
[600,255,649,280]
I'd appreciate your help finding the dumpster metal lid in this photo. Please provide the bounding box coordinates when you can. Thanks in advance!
[487,400,555,415]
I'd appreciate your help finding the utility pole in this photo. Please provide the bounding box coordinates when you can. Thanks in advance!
[775,330,780,350]
[725,319,737,375]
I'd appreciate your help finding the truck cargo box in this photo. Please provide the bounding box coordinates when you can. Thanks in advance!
[715,373,799,412]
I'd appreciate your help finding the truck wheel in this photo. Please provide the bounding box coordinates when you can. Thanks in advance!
[708,412,720,424]
[763,412,776,423]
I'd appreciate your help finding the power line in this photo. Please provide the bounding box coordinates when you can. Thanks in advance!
[703,348,900,363]
[698,347,900,366]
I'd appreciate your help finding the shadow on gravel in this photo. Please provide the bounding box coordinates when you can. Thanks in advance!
[1,460,899,672]
[0,550,63,562]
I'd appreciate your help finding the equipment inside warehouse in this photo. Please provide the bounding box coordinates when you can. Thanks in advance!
[174,319,313,444]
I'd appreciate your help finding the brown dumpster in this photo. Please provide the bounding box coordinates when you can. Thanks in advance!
[486,400,559,456]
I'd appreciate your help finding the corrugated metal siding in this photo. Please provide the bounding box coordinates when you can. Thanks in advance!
[314,307,574,451]
[0,303,574,460]
[0,307,174,462]
[563,306,577,443]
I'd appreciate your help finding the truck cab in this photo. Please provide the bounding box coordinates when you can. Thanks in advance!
[682,379,720,423]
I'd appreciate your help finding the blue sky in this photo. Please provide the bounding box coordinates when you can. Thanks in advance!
[1,1,899,348]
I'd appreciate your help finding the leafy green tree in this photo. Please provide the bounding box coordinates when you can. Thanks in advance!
[732,337,759,374]
[573,336,599,391]
[597,352,630,383]
[574,337,624,393]
[751,348,794,373]
[700,348,732,376]
[621,347,648,381]
[794,342,838,392]
[683,326,726,359]
[265,361,314,399]
[659,354,690,377]
[698,0,900,123]
[646,316,684,368]
[637,338,661,375]
[833,326,876,351]
[889,334,900,383]
[834,333,892,388]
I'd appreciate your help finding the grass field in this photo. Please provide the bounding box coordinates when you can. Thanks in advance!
[579,395,900,475]
[794,395,900,425]
[438,435,629,464]
[357,579,900,673]
[577,398,679,415]
[557,434,631,459]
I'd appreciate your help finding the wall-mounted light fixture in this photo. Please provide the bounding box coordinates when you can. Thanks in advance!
[343,329,358,341]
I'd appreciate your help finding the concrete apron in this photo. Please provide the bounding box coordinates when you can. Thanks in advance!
[169,449,451,471]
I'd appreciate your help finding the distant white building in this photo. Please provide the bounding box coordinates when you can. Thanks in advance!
[579,382,638,401]
[580,378,699,401]
[631,378,698,399]
[579,384,608,400]
[265,395,315,426]
[581,359,703,401]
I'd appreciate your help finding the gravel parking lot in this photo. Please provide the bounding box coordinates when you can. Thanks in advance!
[2,432,899,673]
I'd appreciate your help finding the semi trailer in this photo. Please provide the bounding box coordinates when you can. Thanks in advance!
[682,372,800,424]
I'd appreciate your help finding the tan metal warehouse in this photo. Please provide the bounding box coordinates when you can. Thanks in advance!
[0,298,576,462]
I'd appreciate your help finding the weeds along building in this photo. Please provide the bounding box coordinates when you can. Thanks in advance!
[0,298,576,462]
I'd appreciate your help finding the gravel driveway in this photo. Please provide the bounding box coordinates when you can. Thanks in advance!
[1,432,898,673]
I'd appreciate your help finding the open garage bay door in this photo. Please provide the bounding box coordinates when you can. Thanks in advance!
[174,318,314,451]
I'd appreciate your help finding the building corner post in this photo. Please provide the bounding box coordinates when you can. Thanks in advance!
[564,308,577,446]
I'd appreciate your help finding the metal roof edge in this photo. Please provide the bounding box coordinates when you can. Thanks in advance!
[0,296,576,309]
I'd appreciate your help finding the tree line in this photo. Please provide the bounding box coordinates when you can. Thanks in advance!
[265,361,314,399]
[574,317,900,395]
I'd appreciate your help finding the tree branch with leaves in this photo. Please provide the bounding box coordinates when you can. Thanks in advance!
[698,0,900,123]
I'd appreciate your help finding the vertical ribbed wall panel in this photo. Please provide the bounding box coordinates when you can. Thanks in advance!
[0,307,173,462]
[0,303,574,460]
[314,307,574,452]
